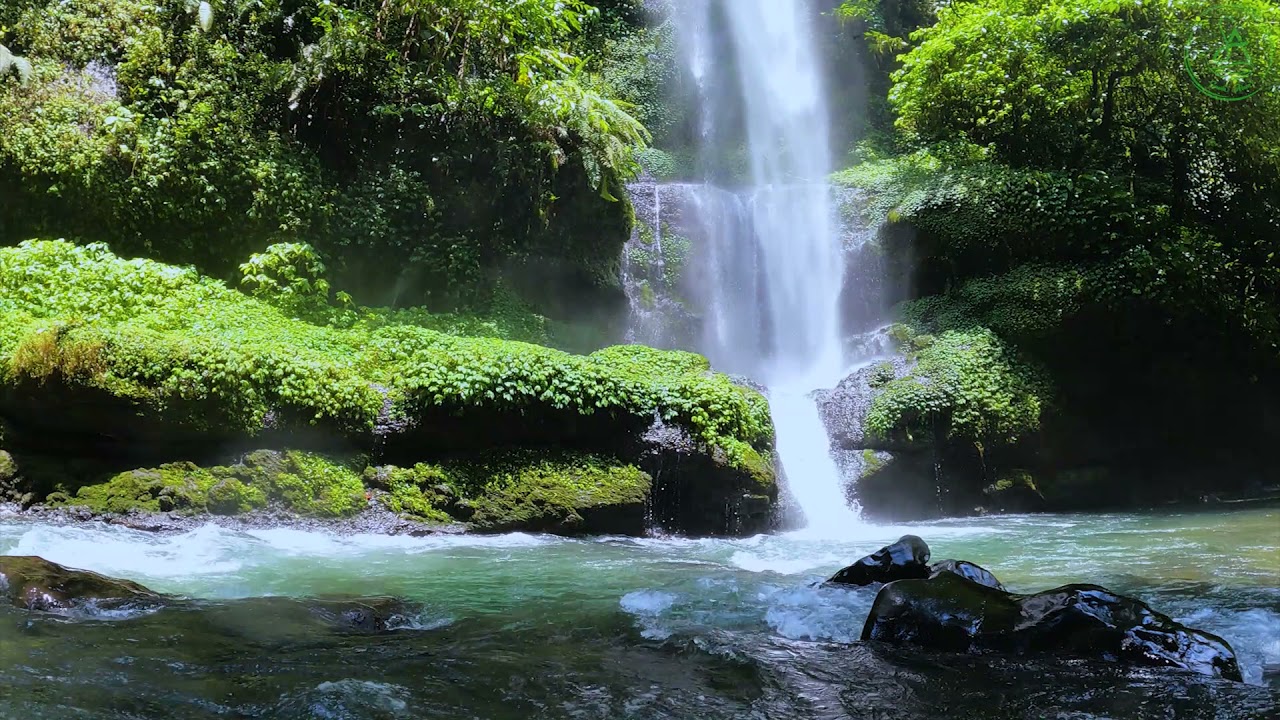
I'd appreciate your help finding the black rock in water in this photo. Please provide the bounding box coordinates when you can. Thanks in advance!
[861,572,1243,681]
[929,559,1005,590]
[0,555,165,613]
[826,534,931,586]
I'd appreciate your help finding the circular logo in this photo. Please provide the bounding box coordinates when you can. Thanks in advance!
[1184,5,1265,101]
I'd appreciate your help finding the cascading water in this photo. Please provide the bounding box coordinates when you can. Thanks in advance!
[671,0,861,533]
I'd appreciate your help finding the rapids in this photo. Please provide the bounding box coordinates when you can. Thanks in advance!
[2,507,1277,719]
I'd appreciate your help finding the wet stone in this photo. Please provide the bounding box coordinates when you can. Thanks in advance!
[862,572,1243,681]
[825,534,931,586]
[0,555,165,614]
[929,559,1004,590]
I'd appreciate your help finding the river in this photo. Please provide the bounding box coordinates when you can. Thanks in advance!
[1,506,1276,719]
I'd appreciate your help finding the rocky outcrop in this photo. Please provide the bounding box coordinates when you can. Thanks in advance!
[0,555,165,613]
[636,419,777,536]
[825,534,931,586]
[814,352,946,520]
[862,571,1243,682]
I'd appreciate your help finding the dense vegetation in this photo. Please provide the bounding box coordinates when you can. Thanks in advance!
[0,239,769,455]
[0,239,773,531]
[835,0,1280,503]
[0,0,649,314]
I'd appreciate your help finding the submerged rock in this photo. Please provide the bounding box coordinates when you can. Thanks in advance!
[862,572,1243,681]
[0,555,164,613]
[305,596,424,633]
[826,535,931,586]
[929,559,1004,590]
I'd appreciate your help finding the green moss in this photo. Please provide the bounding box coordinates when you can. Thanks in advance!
[455,452,651,532]
[661,234,691,287]
[0,451,16,482]
[369,463,455,524]
[869,362,896,388]
[734,445,776,492]
[368,451,651,532]
[267,452,366,517]
[67,463,215,514]
[55,451,363,517]
[637,280,656,309]
[990,469,1038,493]
[862,448,887,474]
[867,328,1049,446]
[0,241,771,456]
[206,478,268,515]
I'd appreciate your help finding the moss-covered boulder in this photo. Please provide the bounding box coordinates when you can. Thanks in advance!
[0,240,778,536]
[0,449,15,485]
[816,323,1048,520]
[50,451,365,518]
[367,451,652,535]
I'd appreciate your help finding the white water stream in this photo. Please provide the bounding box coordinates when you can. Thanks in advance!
[675,0,861,533]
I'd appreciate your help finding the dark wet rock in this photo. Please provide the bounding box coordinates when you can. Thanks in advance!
[306,596,422,633]
[979,469,1046,514]
[862,572,1243,681]
[635,418,777,536]
[0,555,165,613]
[929,559,1004,590]
[826,535,931,586]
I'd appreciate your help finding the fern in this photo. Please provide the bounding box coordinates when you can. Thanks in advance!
[526,69,651,200]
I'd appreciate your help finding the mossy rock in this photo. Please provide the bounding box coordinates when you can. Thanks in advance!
[52,451,364,518]
[866,326,1048,448]
[0,240,771,464]
[371,451,652,535]
[980,468,1045,513]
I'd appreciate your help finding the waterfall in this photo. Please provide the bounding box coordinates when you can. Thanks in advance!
[668,0,864,534]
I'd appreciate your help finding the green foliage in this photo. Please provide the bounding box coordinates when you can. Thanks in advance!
[368,464,455,524]
[0,240,771,461]
[867,327,1049,446]
[891,0,1280,168]
[0,0,650,307]
[835,145,1143,266]
[239,243,341,317]
[600,21,681,144]
[635,147,692,181]
[868,361,897,388]
[267,451,366,517]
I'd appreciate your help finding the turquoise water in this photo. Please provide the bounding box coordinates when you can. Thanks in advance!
[1,507,1277,718]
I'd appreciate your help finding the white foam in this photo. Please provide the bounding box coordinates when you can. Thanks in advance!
[620,589,677,616]
[760,584,873,643]
[1178,606,1280,686]
[4,523,244,580]
[620,589,679,640]
[312,679,410,714]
